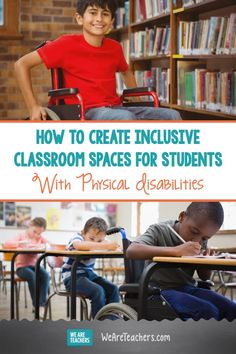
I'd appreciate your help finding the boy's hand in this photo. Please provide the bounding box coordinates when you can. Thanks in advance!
[30,105,47,120]
[175,241,201,256]
[103,241,120,251]
[203,248,215,256]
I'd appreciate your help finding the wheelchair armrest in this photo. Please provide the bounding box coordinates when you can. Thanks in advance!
[122,87,156,95]
[119,282,161,296]
[48,88,79,98]
[197,279,214,289]
[119,283,139,293]
[121,86,159,107]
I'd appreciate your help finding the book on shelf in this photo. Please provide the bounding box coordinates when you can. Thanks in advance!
[134,67,170,103]
[178,14,236,55]
[130,25,170,58]
[182,0,210,8]
[114,1,130,29]
[124,1,130,26]
[177,62,236,114]
[135,0,171,23]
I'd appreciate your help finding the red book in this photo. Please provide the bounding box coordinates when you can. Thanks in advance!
[139,0,147,21]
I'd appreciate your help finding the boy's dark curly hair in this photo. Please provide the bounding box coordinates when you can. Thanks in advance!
[186,202,224,228]
[76,0,118,19]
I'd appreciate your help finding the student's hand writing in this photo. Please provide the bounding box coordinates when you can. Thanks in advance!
[202,248,215,256]
[175,241,201,256]
[30,105,47,120]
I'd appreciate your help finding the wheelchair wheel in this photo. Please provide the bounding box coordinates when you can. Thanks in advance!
[94,303,138,320]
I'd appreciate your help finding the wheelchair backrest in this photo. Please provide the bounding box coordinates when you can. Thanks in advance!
[122,238,145,283]
[35,41,64,90]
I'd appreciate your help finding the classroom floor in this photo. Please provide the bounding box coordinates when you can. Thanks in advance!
[0,273,235,321]
[0,270,125,321]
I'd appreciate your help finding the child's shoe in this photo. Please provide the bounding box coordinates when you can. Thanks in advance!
[39,306,45,320]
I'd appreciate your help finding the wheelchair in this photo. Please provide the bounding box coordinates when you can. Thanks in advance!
[95,227,214,321]
[36,42,159,121]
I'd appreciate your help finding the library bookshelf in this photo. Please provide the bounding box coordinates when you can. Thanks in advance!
[110,0,236,120]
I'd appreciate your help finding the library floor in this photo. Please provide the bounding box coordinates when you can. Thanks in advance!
[0,278,235,321]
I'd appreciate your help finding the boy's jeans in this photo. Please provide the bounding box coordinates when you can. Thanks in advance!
[86,106,181,120]
[161,285,236,321]
[16,265,50,307]
[63,269,120,318]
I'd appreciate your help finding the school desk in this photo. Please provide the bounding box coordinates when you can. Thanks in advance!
[0,246,45,320]
[137,256,236,320]
[34,250,123,320]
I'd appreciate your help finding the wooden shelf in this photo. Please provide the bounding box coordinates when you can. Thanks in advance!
[160,102,171,108]
[111,26,129,35]
[115,0,236,120]
[173,0,236,16]
[171,105,236,120]
[172,55,236,60]
[130,12,170,29]
[131,55,170,62]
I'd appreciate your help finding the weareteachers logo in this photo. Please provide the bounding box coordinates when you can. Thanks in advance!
[67,329,93,347]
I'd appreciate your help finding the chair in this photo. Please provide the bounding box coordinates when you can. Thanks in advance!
[94,229,178,320]
[119,236,179,320]
[215,271,236,300]
[44,255,90,321]
[210,247,236,300]
[95,229,214,321]
[35,42,159,121]
[1,252,28,320]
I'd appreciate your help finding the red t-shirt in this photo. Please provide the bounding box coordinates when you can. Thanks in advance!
[37,34,129,110]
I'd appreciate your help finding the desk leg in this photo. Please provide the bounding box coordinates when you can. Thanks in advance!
[10,252,19,320]
[35,253,47,320]
[71,259,79,320]
[138,262,159,320]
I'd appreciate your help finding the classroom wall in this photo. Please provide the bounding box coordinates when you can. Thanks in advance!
[0,0,79,119]
[152,202,236,249]
[0,202,133,245]
[158,202,189,221]
[0,202,235,248]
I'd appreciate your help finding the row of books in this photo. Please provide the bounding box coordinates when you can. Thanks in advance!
[114,1,130,29]
[178,67,236,115]
[181,0,207,8]
[130,26,170,57]
[178,14,236,55]
[135,0,171,22]
[135,68,170,103]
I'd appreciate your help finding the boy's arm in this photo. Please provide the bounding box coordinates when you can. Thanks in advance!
[120,68,137,89]
[14,51,47,120]
[126,241,201,260]
[72,240,119,251]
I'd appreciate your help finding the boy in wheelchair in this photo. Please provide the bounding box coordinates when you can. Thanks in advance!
[14,0,181,121]
[127,202,236,320]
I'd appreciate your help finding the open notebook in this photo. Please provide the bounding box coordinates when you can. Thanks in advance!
[183,253,236,259]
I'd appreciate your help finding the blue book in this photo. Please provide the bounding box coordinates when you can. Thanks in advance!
[124,1,129,26]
